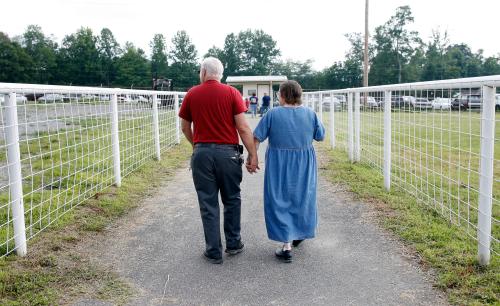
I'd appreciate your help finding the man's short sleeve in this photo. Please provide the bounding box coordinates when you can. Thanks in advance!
[232,88,247,115]
[178,92,192,122]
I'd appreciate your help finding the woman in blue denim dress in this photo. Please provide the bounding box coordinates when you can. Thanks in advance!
[252,80,325,263]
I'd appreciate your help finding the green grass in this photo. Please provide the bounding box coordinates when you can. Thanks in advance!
[318,110,500,305]
[323,109,500,254]
[0,139,192,305]
[0,109,177,256]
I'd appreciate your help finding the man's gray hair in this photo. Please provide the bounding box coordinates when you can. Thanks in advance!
[201,57,224,80]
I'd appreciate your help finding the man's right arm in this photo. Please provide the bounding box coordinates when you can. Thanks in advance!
[234,113,259,173]
[181,119,194,148]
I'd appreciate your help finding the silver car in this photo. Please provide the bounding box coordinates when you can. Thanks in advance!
[431,98,452,110]
[412,98,432,109]
[38,94,64,103]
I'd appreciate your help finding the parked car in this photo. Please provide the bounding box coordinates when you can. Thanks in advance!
[80,94,97,101]
[0,94,27,104]
[452,94,481,110]
[321,96,342,111]
[362,96,379,108]
[496,94,500,111]
[391,96,407,108]
[16,94,27,104]
[431,98,452,110]
[95,94,110,102]
[402,96,416,106]
[333,95,347,105]
[411,97,432,110]
[117,94,129,102]
[38,94,64,103]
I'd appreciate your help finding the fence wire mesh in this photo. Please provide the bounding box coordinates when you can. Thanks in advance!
[0,86,182,257]
[308,79,499,259]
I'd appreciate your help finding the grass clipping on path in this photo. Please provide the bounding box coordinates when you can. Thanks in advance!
[317,144,499,306]
[0,141,192,306]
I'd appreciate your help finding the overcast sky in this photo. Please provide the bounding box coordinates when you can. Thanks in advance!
[1,0,498,70]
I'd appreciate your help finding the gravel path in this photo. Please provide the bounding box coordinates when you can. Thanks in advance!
[74,117,447,306]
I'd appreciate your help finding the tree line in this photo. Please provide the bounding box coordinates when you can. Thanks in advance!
[0,5,499,91]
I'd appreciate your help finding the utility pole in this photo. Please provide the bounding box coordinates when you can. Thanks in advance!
[363,0,369,88]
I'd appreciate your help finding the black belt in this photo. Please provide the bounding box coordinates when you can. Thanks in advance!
[195,143,243,153]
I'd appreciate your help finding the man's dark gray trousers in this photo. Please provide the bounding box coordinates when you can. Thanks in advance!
[191,143,243,259]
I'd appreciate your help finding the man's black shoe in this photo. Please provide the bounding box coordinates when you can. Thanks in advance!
[203,251,223,264]
[275,248,292,263]
[225,242,244,255]
[292,240,304,247]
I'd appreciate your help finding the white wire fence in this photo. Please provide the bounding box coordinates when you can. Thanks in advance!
[304,75,500,266]
[0,83,184,257]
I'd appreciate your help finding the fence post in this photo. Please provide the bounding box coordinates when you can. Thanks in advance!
[318,93,323,122]
[152,94,161,160]
[110,93,121,187]
[330,93,335,149]
[354,92,361,162]
[174,93,181,144]
[383,90,392,191]
[5,93,27,256]
[347,92,354,162]
[477,85,495,266]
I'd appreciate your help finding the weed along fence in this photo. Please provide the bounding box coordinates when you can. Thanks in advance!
[0,83,185,257]
[304,75,500,266]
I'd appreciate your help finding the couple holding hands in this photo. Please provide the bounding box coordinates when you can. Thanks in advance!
[179,57,325,264]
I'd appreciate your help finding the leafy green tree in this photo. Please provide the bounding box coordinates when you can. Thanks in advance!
[205,46,224,59]
[370,6,421,84]
[57,27,102,85]
[98,28,121,86]
[115,42,150,88]
[169,30,198,90]
[221,33,243,78]
[150,33,168,79]
[20,25,57,83]
[237,29,280,75]
[443,43,475,78]
[271,59,318,89]
[421,30,449,81]
[0,32,33,82]
[482,56,500,75]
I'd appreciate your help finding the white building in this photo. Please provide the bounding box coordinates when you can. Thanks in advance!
[226,75,288,107]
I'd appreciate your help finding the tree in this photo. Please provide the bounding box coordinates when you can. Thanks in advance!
[58,27,102,85]
[169,30,198,65]
[114,42,150,88]
[221,33,244,78]
[237,29,280,75]
[98,28,121,86]
[169,30,198,90]
[370,6,421,84]
[421,30,449,81]
[205,46,224,59]
[20,25,57,83]
[271,59,318,88]
[150,33,168,79]
[482,56,500,76]
[0,32,33,82]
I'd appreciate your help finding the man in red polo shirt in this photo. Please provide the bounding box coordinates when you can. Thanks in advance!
[179,57,258,264]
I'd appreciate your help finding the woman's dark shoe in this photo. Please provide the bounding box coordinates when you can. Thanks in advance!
[292,240,304,247]
[203,251,223,264]
[275,248,292,263]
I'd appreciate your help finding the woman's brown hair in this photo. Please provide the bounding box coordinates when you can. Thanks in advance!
[279,80,302,105]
